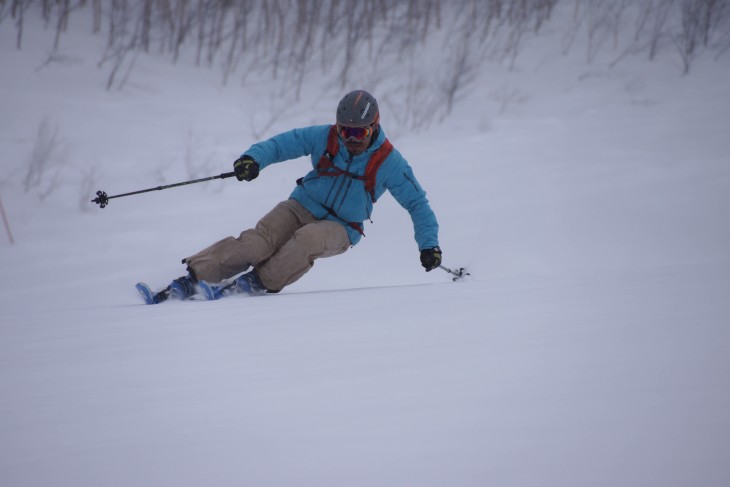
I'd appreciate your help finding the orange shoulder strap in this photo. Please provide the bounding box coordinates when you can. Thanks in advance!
[364,139,393,202]
[317,125,340,170]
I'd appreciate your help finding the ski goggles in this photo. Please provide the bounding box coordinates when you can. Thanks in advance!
[338,124,373,141]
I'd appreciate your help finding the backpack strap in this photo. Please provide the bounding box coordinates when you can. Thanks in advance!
[317,125,341,172]
[363,138,393,202]
[316,125,393,203]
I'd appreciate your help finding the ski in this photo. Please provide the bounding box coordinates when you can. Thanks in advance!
[136,272,271,304]
[198,280,228,300]
[198,276,267,300]
[135,282,170,305]
[136,280,235,303]
[135,281,186,304]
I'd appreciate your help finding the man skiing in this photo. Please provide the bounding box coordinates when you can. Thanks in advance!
[139,90,442,303]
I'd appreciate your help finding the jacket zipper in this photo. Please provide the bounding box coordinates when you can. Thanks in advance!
[327,154,354,209]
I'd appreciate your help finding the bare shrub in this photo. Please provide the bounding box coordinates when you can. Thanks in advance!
[674,0,730,70]
[491,84,529,115]
[386,61,439,131]
[646,0,676,61]
[24,118,68,201]
[675,0,707,74]
[10,0,33,49]
[582,0,632,63]
[98,0,139,90]
[714,15,730,59]
[607,0,675,67]
[182,129,220,183]
[440,30,482,119]
[78,165,101,212]
[8,0,730,125]
[0,2,9,27]
[248,92,299,140]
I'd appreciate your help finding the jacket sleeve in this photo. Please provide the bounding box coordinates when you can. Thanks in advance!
[384,155,440,250]
[242,125,329,169]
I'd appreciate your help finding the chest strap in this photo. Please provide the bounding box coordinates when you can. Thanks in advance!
[316,125,393,202]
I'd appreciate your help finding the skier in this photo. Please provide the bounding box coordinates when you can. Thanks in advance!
[141,90,442,303]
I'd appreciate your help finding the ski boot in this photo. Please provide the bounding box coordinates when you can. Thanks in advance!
[199,270,268,300]
[234,270,267,296]
[169,274,198,300]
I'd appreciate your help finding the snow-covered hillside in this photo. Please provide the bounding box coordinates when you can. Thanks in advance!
[1,4,729,487]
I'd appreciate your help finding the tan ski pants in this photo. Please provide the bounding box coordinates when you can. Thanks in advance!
[184,199,350,291]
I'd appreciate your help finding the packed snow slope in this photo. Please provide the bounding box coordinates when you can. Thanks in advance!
[1,8,730,487]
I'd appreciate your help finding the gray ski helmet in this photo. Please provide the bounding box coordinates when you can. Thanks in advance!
[336,90,379,127]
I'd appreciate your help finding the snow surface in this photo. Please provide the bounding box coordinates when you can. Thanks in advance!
[2,9,730,487]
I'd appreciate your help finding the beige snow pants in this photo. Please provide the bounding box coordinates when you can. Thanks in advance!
[183,199,350,291]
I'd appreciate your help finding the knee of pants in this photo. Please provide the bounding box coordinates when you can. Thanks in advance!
[291,222,349,259]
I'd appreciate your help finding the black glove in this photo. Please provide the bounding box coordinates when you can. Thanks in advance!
[233,156,260,181]
[420,247,442,272]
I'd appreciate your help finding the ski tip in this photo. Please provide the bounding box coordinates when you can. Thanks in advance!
[135,282,156,305]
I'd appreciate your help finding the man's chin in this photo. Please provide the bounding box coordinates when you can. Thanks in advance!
[345,142,366,155]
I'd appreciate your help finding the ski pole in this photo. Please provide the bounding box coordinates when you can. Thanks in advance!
[91,171,236,208]
[439,264,470,281]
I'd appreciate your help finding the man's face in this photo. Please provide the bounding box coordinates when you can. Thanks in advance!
[338,124,375,156]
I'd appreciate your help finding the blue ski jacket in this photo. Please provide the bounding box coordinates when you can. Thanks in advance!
[242,124,439,249]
